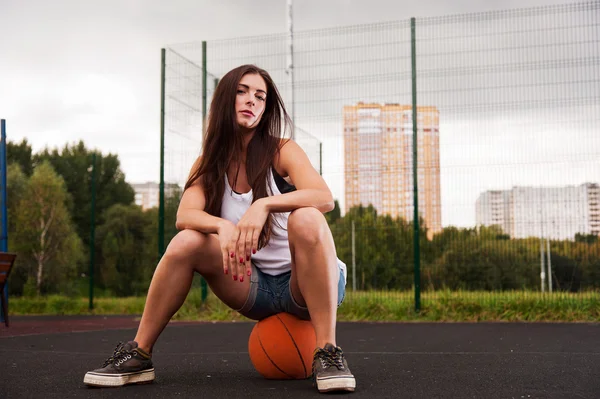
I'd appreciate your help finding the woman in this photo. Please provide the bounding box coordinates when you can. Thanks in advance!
[83,64,356,393]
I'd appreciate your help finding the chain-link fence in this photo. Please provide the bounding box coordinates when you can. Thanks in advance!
[162,2,600,312]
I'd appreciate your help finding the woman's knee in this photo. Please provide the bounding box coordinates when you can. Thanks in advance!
[288,207,328,245]
[164,229,210,260]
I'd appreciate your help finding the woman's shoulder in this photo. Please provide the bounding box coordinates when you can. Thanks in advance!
[274,138,298,174]
[273,138,312,181]
[278,138,304,155]
[277,137,293,149]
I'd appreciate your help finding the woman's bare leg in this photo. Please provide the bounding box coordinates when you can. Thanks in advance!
[287,207,339,349]
[134,229,250,353]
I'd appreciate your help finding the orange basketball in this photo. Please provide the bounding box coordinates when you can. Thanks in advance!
[248,312,316,379]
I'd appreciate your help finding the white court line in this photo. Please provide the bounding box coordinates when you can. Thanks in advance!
[0,348,599,356]
[346,351,600,356]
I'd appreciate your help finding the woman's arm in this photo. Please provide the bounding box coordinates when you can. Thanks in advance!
[175,184,231,234]
[260,139,334,214]
[233,141,333,268]
[175,157,231,234]
[176,170,246,279]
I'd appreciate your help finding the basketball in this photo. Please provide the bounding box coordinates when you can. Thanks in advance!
[248,312,316,379]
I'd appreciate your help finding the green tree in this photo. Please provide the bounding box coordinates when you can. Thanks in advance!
[7,164,27,234]
[35,141,135,254]
[95,204,156,296]
[575,241,600,290]
[331,205,420,290]
[550,253,581,292]
[6,164,29,295]
[428,226,477,259]
[575,233,598,244]
[13,162,84,295]
[426,231,541,291]
[7,139,33,176]
[325,199,341,225]
[328,206,599,293]
[163,184,183,251]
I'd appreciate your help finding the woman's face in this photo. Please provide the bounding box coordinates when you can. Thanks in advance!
[235,73,267,131]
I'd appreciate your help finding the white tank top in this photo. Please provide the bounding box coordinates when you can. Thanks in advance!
[220,168,347,281]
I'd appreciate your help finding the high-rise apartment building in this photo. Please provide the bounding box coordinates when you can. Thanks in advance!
[475,190,514,235]
[132,182,181,211]
[343,103,441,235]
[476,183,600,240]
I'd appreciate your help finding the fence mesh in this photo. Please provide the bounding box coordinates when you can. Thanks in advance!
[164,2,600,310]
[414,2,600,308]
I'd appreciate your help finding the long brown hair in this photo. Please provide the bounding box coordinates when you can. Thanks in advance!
[184,64,293,249]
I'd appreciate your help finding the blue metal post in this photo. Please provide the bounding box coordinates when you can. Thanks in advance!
[0,120,8,323]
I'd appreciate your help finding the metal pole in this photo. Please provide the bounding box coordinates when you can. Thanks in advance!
[0,120,7,254]
[319,142,322,176]
[202,41,207,136]
[0,120,8,323]
[410,18,421,313]
[89,153,97,310]
[539,192,545,293]
[159,49,166,260]
[352,220,356,292]
[547,238,552,293]
[540,238,545,293]
[200,42,208,303]
[286,0,295,139]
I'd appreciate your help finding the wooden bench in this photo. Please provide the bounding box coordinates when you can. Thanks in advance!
[0,252,17,327]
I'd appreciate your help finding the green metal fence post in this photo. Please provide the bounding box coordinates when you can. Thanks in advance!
[159,49,166,260]
[411,17,421,313]
[200,41,208,303]
[89,152,97,310]
[202,42,207,135]
[319,142,322,176]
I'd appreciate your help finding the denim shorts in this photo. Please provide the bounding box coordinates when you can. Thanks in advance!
[236,263,346,321]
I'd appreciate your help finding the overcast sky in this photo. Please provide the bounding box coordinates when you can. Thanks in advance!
[0,0,592,227]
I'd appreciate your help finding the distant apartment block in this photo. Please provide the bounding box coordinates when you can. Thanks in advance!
[476,183,600,240]
[131,182,181,211]
[475,190,514,235]
[343,103,441,235]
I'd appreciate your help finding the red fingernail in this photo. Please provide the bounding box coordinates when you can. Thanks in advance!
[247,269,251,276]
[239,257,244,263]
[252,249,256,254]
[230,252,235,258]
[240,277,244,282]
[225,269,228,274]
[246,255,250,261]
[233,275,237,281]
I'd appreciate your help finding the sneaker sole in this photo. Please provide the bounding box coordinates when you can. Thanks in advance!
[83,368,155,387]
[316,376,356,393]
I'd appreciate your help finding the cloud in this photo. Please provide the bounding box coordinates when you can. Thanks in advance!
[1,0,594,219]
[61,74,138,116]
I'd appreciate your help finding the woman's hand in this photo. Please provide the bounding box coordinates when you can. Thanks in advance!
[216,220,243,281]
[235,198,270,280]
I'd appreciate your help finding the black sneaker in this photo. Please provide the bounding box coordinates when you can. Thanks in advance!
[312,343,356,393]
[83,341,155,387]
